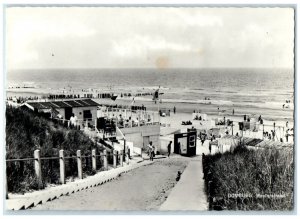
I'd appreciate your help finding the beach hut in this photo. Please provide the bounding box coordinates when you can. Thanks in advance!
[173,131,197,156]
[25,99,99,128]
[218,135,242,153]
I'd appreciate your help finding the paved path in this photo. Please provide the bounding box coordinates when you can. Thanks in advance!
[6,157,146,210]
[30,158,188,211]
[160,157,208,211]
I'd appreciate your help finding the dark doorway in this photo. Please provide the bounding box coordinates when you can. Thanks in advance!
[65,107,73,120]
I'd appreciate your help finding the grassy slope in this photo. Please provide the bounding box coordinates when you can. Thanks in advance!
[203,147,294,211]
[6,106,99,193]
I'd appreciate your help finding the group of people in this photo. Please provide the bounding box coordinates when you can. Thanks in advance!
[257,115,264,124]
[194,115,204,121]
[7,96,39,104]
[147,141,156,161]
[263,130,276,141]
[181,120,192,125]
[148,141,173,161]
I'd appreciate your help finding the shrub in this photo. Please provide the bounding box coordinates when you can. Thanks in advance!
[203,146,294,211]
[6,106,102,193]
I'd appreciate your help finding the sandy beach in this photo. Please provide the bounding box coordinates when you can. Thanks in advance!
[91,96,293,122]
[31,158,189,211]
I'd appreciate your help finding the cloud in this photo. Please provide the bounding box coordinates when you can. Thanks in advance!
[6,7,294,69]
[111,35,193,58]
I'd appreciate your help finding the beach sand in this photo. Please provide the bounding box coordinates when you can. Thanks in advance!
[94,97,294,143]
[93,97,294,123]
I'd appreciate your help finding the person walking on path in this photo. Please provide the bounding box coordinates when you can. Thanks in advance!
[167,141,172,157]
[152,144,156,160]
[148,141,154,161]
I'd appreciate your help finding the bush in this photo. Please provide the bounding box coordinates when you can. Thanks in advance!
[203,146,294,211]
[6,106,102,193]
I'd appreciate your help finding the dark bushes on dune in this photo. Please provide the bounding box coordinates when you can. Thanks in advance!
[203,146,294,211]
[6,106,101,193]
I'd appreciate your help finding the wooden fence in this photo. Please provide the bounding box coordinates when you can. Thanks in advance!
[5,148,130,199]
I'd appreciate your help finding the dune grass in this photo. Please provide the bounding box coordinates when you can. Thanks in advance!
[203,146,294,211]
[6,106,102,193]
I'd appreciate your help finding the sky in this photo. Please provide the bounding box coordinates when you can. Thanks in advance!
[6,7,294,69]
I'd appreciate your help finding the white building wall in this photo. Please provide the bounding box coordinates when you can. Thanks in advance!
[124,133,143,149]
[72,106,96,118]
[160,135,174,155]
[121,125,160,153]
[57,108,65,119]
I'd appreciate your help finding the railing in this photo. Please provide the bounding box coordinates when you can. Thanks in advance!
[5,148,130,199]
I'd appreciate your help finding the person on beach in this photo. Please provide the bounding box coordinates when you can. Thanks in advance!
[286,121,289,128]
[201,135,205,146]
[271,130,275,141]
[173,106,176,114]
[286,130,289,142]
[232,109,235,115]
[167,141,172,157]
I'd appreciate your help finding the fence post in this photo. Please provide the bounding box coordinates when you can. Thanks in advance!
[120,150,123,166]
[103,149,108,170]
[92,149,97,171]
[113,150,117,168]
[34,149,43,189]
[77,150,83,179]
[59,150,66,184]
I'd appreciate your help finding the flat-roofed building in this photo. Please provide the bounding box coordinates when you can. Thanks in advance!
[24,99,99,128]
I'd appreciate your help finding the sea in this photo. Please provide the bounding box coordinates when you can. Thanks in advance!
[6,68,294,122]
